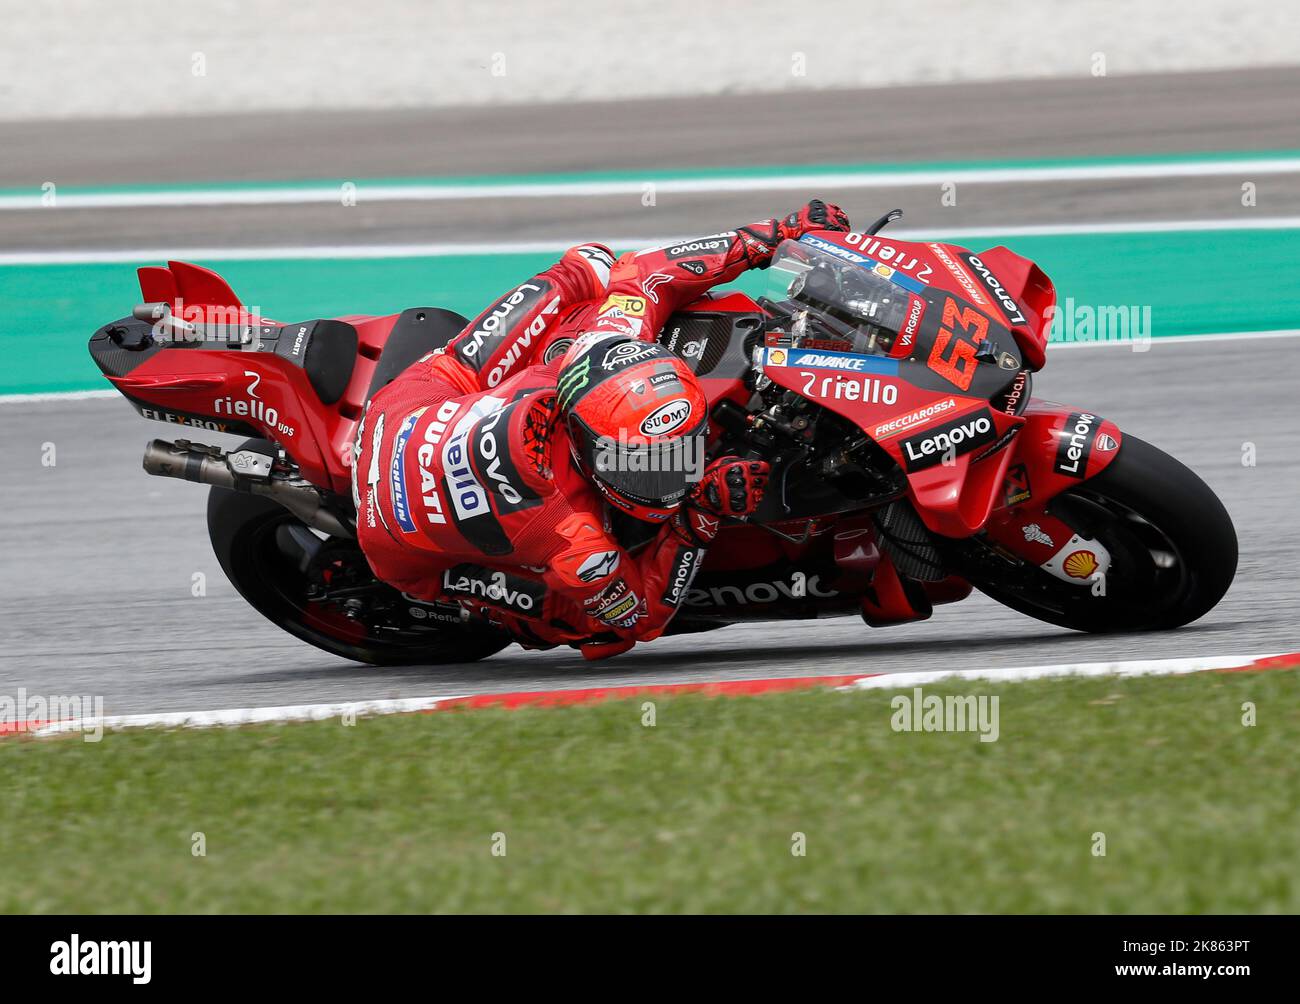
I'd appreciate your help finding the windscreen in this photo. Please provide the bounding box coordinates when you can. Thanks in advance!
[762,238,912,357]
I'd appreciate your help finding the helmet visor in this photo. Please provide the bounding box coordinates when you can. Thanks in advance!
[568,411,706,508]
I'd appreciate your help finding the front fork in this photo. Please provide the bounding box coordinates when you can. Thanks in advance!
[982,504,1113,587]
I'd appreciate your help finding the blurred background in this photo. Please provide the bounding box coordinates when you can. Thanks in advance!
[4,0,1300,390]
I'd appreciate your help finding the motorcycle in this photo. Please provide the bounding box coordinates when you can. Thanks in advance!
[87,211,1237,664]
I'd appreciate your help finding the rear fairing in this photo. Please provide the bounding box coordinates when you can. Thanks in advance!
[88,261,401,493]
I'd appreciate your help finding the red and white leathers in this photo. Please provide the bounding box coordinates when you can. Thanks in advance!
[353,204,847,656]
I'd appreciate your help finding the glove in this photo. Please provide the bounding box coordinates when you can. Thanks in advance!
[778,199,851,242]
[733,201,851,270]
[673,456,770,546]
[695,456,770,517]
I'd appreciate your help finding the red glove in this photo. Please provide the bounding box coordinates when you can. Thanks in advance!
[778,199,851,242]
[674,456,770,545]
[732,201,852,270]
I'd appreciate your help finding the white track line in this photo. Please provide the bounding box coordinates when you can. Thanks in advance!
[29,695,467,736]
[20,651,1290,737]
[0,389,120,404]
[1045,328,1300,349]
[845,653,1277,690]
[4,217,1300,266]
[3,157,1299,211]
[0,237,638,266]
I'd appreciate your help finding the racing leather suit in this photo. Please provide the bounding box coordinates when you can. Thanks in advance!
[353,210,839,653]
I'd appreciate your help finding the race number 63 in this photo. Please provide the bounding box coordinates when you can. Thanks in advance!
[928,298,989,391]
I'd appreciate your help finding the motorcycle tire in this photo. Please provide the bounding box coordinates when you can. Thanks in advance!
[207,440,511,666]
[946,434,1237,633]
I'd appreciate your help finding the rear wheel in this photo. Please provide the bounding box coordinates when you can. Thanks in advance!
[207,442,510,665]
[945,435,1237,632]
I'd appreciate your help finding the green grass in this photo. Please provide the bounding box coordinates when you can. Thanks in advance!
[2,668,1297,913]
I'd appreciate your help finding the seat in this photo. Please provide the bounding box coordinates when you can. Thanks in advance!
[301,319,359,405]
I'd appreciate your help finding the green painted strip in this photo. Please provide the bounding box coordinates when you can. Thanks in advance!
[4,229,1298,396]
[2,253,552,395]
[4,148,1300,199]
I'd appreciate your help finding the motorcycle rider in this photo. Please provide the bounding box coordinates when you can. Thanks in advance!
[353,199,852,659]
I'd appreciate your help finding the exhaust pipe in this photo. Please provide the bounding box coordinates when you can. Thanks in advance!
[143,439,354,539]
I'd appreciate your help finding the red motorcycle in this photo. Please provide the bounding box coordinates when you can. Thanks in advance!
[88,212,1237,664]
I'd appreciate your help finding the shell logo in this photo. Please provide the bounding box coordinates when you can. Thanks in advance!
[1062,549,1099,579]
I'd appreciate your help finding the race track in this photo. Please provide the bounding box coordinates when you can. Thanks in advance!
[2,68,1298,715]
[6,66,1300,251]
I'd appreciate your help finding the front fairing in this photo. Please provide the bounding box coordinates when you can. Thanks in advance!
[762,346,1025,535]
[758,233,1037,536]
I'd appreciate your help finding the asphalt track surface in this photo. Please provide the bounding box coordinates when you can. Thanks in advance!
[5,66,1300,250]
[2,69,1298,716]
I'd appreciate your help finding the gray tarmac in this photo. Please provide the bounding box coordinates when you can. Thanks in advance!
[3,66,1299,252]
[1,68,1297,715]
[1,337,1292,717]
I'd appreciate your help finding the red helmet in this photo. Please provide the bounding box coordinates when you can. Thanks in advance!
[556,334,709,521]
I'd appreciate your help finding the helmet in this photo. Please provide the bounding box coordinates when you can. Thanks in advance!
[556,334,708,520]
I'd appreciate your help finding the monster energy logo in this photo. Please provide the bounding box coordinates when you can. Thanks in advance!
[557,356,591,409]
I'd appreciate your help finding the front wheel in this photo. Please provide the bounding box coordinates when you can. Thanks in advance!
[945,435,1237,633]
[207,443,511,665]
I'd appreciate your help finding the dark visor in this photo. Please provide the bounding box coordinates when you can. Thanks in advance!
[568,412,706,507]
